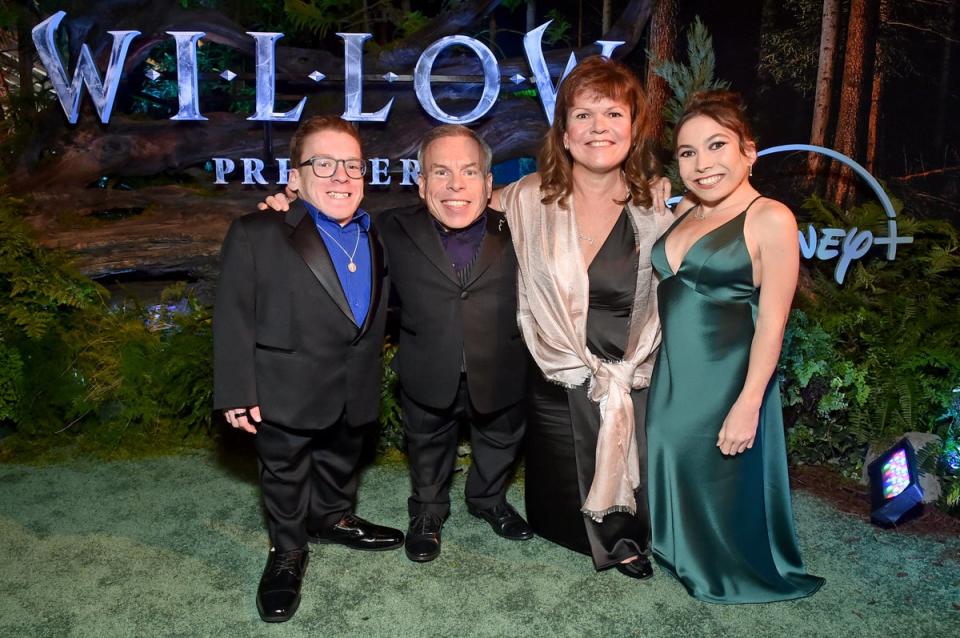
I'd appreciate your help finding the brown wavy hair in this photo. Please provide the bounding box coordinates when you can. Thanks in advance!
[538,55,659,208]
[674,90,755,155]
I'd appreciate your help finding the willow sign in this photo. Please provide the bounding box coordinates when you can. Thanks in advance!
[31,11,912,284]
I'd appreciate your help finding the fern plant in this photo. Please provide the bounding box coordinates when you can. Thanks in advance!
[649,17,730,186]
[779,193,960,495]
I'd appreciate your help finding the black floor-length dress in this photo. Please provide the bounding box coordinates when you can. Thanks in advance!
[524,210,651,570]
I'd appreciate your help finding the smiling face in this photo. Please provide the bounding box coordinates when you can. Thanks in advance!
[562,92,633,176]
[287,129,364,225]
[676,114,756,204]
[417,134,493,229]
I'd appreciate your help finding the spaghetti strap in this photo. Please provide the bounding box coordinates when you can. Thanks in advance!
[742,195,764,214]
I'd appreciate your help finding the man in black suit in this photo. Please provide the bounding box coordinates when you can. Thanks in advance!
[378,125,531,562]
[214,115,403,623]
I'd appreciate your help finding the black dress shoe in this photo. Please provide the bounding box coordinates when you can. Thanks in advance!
[467,502,534,541]
[257,547,309,623]
[615,556,654,580]
[309,513,404,551]
[404,511,444,562]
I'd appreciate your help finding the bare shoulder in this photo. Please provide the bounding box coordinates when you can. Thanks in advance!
[676,195,697,216]
[747,198,797,239]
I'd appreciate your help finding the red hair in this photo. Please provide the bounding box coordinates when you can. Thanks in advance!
[538,56,659,207]
[289,115,364,164]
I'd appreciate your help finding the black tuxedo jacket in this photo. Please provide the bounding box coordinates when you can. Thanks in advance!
[377,204,527,414]
[213,205,388,430]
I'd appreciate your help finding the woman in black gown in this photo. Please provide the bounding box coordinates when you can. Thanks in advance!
[496,56,672,578]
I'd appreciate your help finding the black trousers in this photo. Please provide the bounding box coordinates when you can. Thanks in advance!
[254,418,365,551]
[402,374,526,518]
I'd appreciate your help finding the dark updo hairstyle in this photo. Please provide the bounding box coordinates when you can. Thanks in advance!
[674,90,756,155]
[538,55,659,208]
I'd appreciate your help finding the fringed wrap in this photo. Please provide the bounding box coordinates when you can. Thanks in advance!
[500,174,673,521]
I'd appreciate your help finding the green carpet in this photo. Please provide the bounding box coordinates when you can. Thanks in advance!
[0,451,957,637]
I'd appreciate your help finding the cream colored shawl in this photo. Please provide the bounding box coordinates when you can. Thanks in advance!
[500,173,673,521]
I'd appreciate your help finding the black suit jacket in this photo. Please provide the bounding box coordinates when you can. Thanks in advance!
[213,205,388,430]
[377,204,527,414]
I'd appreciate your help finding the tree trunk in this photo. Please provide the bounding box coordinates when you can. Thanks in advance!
[16,13,34,102]
[603,0,613,35]
[933,0,956,150]
[645,0,678,147]
[809,0,840,177]
[829,0,872,206]
[865,0,888,175]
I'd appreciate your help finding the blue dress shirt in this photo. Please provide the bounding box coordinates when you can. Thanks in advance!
[304,201,372,327]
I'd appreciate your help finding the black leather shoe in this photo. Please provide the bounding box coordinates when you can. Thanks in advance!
[308,513,404,551]
[404,511,444,562]
[615,556,654,580]
[467,502,534,541]
[257,547,308,623]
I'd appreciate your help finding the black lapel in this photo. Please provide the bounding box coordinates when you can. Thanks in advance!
[463,209,508,287]
[396,206,459,285]
[288,208,355,325]
[356,224,384,339]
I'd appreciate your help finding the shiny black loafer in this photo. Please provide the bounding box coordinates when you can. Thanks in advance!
[308,513,404,551]
[467,502,534,541]
[257,547,308,623]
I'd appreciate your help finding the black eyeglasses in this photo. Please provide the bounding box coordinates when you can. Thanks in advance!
[299,157,366,179]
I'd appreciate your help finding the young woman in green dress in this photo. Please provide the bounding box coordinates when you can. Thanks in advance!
[646,91,825,603]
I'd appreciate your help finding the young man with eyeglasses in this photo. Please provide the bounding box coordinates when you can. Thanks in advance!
[213,115,403,623]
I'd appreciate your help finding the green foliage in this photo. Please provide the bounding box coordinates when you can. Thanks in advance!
[0,342,21,422]
[757,0,821,96]
[0,198,404,461]
[0,200,215,459]
[0,203,102,426]
[396,10,429,39]
[779,194,960,497]
[650,17,730,185]
[0,204,102,340]
[542,10,572,46]
[651,17,730,130]
[283,0,359,39]
[135,41,255,116]
[378,341,404,453]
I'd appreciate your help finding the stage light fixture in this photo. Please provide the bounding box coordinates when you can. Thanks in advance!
[867,437,924,526]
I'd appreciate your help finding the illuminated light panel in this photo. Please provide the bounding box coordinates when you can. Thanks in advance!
[881,449,910,499]
[867,438,924,526]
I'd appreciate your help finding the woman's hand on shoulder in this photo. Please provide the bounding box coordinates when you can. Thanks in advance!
[256,186,298,212]
[648,176,672,215]
[489,188,504,212]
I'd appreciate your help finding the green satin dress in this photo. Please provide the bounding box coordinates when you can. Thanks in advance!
[646,201,824,604]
